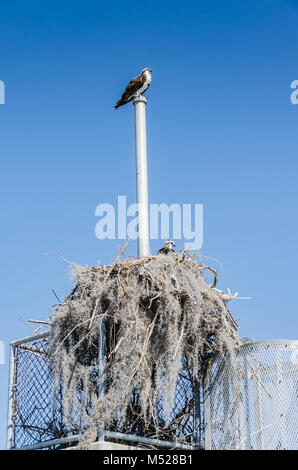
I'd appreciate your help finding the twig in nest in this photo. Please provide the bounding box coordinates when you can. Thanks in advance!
[213,287,251,301]
[31,312,56,336]
[198,265,218,288]
[46,252,73,265]
[88,297,100,331]
[31,290,61,336]
[52,289,61,303]
[29,320,52,325]
[107,337,124,359]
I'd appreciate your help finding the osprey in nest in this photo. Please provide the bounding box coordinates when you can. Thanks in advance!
[158,240,176,255]
[115,68,152,109]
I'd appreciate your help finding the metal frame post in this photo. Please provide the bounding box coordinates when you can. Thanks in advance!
[231,357,245,449]
[133,95,150,258]
[7,343,17,449]
[222,367,230,448]
[243,354,252,449]
[193,380,201,447]
[97,318,106,442]
[276,350,287,449]
[252,358,264,450]
[203,376,212,449]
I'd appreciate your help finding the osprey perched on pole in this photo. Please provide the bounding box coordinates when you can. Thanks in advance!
[114,68,152,109]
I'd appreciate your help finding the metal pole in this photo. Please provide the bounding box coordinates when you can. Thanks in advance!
[193,380,201,447]
[15,430,196,450]
[203,376,212,450]
[133,95,150,258]
[97,317,106,442]
[9,331,49,347]
[252,358,264,450]
[222,367,230,448]
[7,343,16,449]
[276,349,287,449]
[104,430,196,450]
[243,354,251,449]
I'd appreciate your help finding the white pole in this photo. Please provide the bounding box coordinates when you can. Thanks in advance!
[133,95,150,258]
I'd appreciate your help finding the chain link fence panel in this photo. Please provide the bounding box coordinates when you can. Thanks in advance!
[204,340,298,450]
[7,333,72,449]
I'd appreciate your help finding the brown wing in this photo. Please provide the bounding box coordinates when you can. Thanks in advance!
[114,75,144,109]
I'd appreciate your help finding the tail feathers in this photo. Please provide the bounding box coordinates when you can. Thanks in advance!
[114,99,126,109]
[114,95,135,109]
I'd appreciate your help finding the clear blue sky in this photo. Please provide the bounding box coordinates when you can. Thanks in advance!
[0,0,297,449]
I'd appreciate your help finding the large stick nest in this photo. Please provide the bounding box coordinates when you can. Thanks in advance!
[48,250,240,448]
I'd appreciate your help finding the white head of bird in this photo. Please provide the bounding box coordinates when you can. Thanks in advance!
[164,240,175,250]
[141,67,152,81]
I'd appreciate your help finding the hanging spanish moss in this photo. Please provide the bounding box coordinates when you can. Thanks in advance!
[48,249,241,449]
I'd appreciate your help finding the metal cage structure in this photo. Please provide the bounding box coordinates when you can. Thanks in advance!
[6,334,298,450]
[204,339,298,450]
[6,332,202,450]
